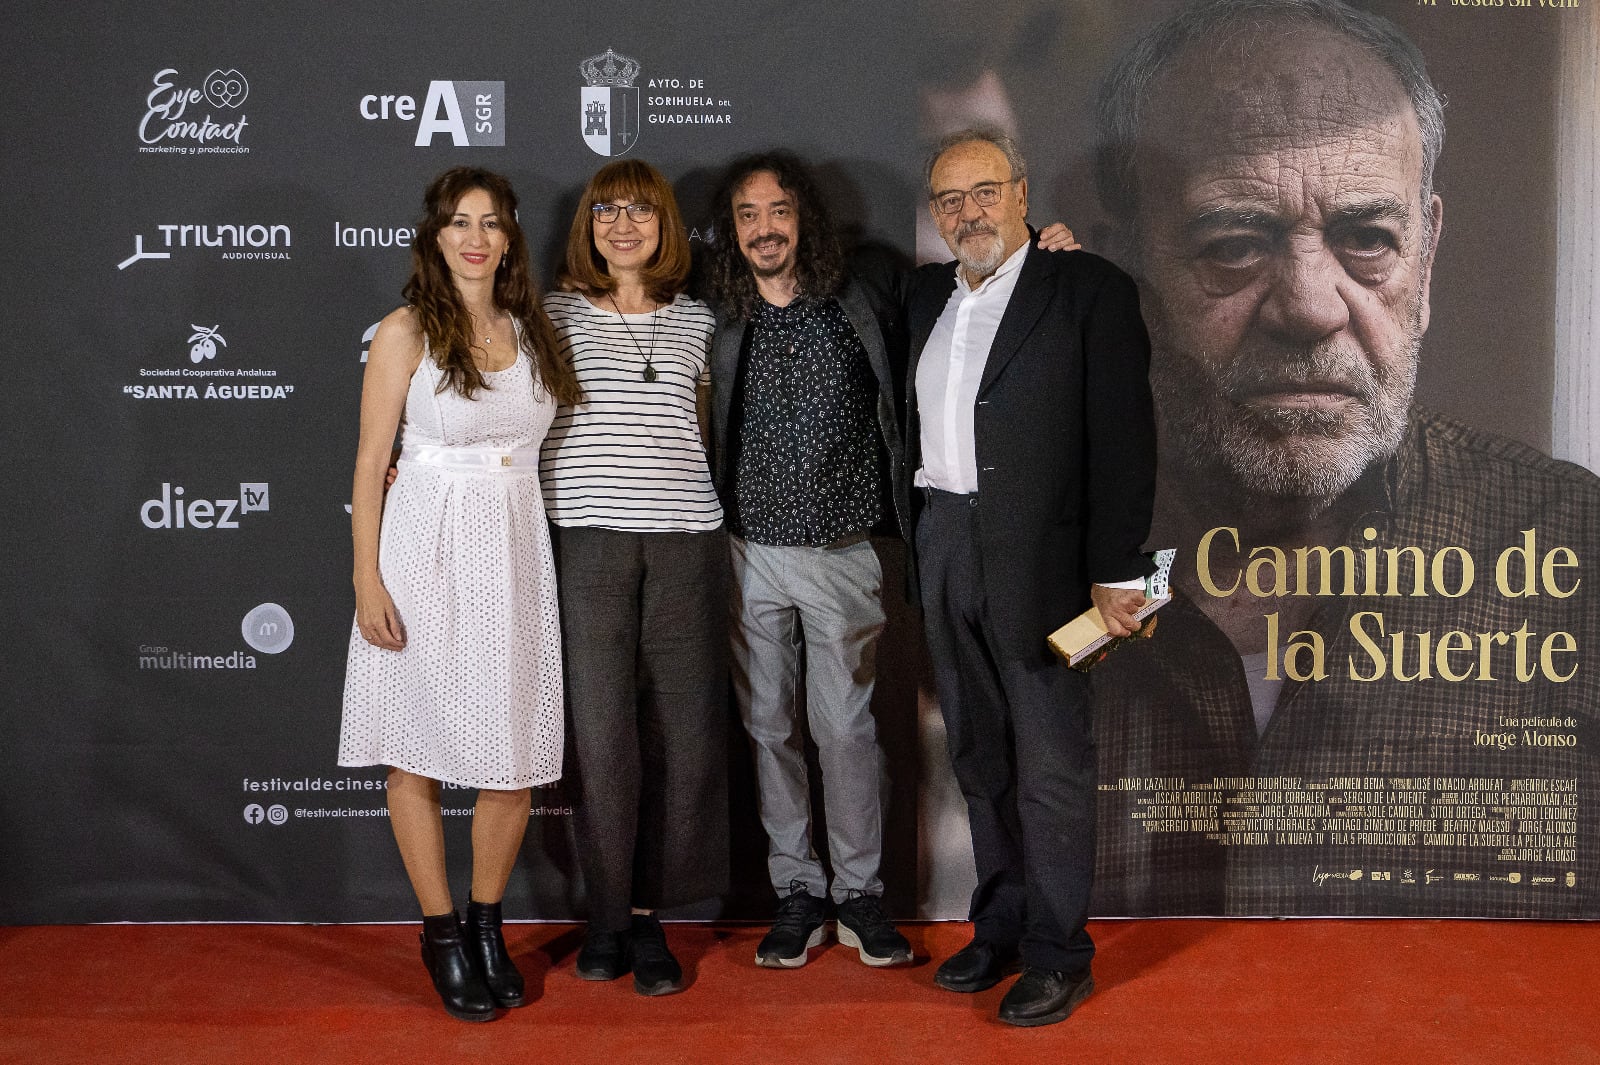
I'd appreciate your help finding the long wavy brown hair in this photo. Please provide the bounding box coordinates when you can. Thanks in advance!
[557,159,691,305]
[705,152,845,321]
[402,167,579,404]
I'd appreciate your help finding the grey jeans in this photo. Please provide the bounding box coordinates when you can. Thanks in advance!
[728,535,889,902]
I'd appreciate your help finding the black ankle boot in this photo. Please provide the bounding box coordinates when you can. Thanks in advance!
[420,910,497,1022]
[465,899,526,1008]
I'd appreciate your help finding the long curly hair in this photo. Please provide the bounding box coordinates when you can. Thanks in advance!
[401,167,579,405]
[705,152,844,320]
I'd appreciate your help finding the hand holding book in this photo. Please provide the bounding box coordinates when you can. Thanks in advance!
[1048,549,1176,671]
[1091,584,1148,637]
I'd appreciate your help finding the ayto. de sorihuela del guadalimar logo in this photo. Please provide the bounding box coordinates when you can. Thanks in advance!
[580,48,736,158]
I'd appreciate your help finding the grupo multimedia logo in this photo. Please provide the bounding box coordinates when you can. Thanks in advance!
[137,603,292,673]
[242,602,294,654]
[579,47,735,158]
[122,321,296,403]
[119,222,293,270]
[139,68,252,155]
[140,481,269,530]
[358,81,505,146]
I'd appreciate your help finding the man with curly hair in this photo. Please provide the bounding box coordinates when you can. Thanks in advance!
[704,152,916,970]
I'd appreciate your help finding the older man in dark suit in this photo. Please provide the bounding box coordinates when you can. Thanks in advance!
[907,127,1157,1027]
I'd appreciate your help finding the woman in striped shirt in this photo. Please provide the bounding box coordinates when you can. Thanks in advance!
[540,159,727,996]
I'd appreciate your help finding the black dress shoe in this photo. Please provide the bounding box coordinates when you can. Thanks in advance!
[420,911,497,1023]
[934,939,1020,993]
[464,899,526,1008]
[575,926,632,981]
[997,966,1095,1028]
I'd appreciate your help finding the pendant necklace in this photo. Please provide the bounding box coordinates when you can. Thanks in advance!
[609,293,661,382]
[472,310,502,345]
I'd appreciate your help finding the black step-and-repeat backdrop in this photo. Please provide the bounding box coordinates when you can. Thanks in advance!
[2,0,1594,923]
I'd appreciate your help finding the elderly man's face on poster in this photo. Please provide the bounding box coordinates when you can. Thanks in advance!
[1133,25,1445,501]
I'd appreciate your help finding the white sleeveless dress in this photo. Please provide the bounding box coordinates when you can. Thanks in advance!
[338,344,563,789]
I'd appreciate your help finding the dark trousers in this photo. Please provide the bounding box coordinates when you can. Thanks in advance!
[916,490,1096,973]
[551,525,731,932]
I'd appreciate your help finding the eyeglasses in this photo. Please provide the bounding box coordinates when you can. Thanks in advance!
[591,202,656,223]
[930,179,1016,216]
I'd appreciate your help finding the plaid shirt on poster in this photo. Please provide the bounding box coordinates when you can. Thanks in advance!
[1089,407,1600,919]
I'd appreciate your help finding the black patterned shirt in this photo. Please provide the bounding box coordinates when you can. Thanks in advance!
[732,295,882,546]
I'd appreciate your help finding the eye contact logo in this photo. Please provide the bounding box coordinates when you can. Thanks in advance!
[359,82,505,146]
[140,68,251,154]
[141,482,269,529]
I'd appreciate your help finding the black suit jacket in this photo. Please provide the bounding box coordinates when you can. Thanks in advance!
[906,243,1157,656]
[709,252,913,542]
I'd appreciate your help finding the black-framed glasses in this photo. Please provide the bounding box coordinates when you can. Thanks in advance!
[930,179,1015,215]
[591,202,656,223]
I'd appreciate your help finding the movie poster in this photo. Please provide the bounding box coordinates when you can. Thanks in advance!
[915,0,1598,917]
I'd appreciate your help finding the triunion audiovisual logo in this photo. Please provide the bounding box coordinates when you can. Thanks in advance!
[579,48,734,158]
[137,602,294,673]
[139,68,252,155]
[118,222,293,270]
[122,322,297,403]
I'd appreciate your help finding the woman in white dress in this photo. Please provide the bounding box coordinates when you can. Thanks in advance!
[540,160,728,996]
[339,167,579,1022]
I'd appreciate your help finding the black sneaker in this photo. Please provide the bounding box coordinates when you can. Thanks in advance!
[755,881,827,968]
[575,926,631,981]
[835,891,912,967]
[629,914,684,996]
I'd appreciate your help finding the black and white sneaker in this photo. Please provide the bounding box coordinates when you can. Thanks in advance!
[755,881,828,968]
[836,892,912,967]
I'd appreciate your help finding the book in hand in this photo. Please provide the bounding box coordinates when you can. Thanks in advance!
[1048,549,1175,671]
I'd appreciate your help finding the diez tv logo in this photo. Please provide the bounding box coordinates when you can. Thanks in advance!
[141,482,269,529]
[359,81,505,146]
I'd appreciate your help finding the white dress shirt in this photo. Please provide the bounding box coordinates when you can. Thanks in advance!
[915,242,1026,495]
[915,241,1145,592]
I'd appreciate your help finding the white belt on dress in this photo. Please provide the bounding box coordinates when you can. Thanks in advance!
[399,444,541,473]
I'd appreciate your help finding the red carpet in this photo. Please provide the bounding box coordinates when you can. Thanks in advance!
[2,920,1595,1064]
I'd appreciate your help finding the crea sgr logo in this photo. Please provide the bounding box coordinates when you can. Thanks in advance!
[580,49,640,157]
[139,68,252,154]
[359,82,505,146]
[140,482,269,530]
